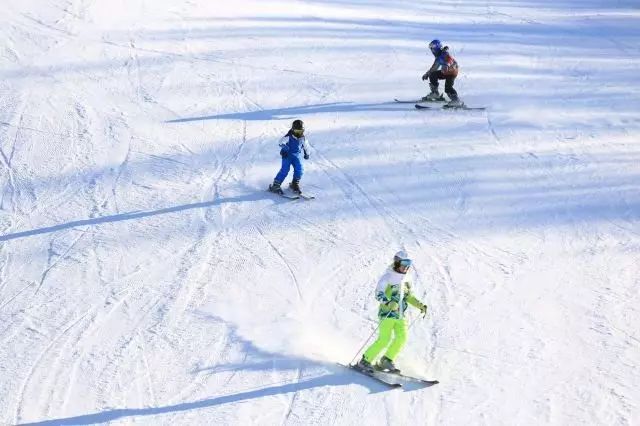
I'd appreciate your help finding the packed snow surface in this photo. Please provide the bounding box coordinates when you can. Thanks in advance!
[1,0,639,425]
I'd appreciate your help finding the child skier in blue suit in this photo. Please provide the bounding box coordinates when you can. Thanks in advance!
[269,119,310,195]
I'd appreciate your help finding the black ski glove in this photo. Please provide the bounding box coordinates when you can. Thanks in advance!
[422,72,430,81]
[419,303,428,317]
[304,153,309,160]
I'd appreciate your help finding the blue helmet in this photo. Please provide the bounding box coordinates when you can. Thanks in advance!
[429,39,443,55]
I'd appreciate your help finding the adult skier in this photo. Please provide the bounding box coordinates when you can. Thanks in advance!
[421,39,463,107]
[268,119,310,195]
[357,250,428,373]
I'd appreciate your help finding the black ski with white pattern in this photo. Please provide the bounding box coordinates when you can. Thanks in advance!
[395,97,446,103]
[415,103,485,111]
[267,189,299,200]
[377,370,440,387]
[340,363,402,388]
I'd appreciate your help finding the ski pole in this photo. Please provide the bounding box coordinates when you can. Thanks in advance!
[348,321,382,366]
[348,308,395,366]
[408,301,428,331]
[407,313,424,331]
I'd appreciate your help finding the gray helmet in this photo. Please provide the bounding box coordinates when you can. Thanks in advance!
[393,250,412,273]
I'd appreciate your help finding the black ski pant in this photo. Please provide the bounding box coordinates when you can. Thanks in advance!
[429,71,458,100]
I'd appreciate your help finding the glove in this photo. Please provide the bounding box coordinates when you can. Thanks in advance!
[387,301,399,311]
[419,303,428,317]
[280,148,288,158]
[304,153,309,160]
[422,72,430,81]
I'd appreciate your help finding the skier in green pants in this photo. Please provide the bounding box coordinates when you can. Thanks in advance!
[357,250,428,373]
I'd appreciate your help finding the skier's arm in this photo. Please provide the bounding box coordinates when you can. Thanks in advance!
[278,136,289,157]
[406,294,424,308]
[422,59,438,80]
[405,282,428,314]
[278,136,288,149]
[375,286,396,303]
[302,137,310,159]
[375,272,399,303]
[376,285,401,312]
[428,59,439,74]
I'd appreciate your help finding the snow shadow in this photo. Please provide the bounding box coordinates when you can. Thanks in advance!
[166,101,407,123]
[2,127,639,244]
[20,372,401,426]
[7,3,638,82]
[304,0,639,11]
[143,14,639,48]
[0,192,284,242]
[20,312,426,426]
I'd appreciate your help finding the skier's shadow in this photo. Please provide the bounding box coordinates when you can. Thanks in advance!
[20,312,428,425]
[165,101,406,123]
[0,191,289,243]
[21,370,426,425]
[21,362,423,426]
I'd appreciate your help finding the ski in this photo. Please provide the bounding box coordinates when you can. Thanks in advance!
[415,103,485,111]
[395,98,425,104]
[277,193,300,200]
[267,189,300,200]
[442,104,486,111]
[340,363,402,388]
[395,97,445,103]
[298,193,315,200]
[376,370,439,387]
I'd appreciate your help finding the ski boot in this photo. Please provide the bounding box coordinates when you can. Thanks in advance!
[268,180,284,195]
[356,355,374,373]
[289,179,302,195]
[445,95,464,109]
[421,84,445,102]
[376,356,400,373]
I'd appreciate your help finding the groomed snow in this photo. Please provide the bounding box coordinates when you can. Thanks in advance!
[1,1,639,425]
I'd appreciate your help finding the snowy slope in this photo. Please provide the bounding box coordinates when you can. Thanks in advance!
[1,0,639,425]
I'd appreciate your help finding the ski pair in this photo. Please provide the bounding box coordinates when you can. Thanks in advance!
[269,189,315,200]
[415,103,485,111]
[394,98,485,111]
[341,363,439,388]
[394,97,444,104]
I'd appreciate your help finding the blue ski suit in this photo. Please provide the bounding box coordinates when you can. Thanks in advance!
[274,133,310,184]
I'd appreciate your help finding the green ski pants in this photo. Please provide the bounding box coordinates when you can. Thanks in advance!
[363,317,407,362]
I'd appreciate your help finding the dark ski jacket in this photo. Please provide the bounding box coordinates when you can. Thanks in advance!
[427,46,459,77]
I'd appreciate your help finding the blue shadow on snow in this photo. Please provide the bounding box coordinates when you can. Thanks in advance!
[166,101,407,123]
[20,311,431,425]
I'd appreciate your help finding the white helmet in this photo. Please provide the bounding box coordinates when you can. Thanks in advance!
[394,250,408,261]
[393,250,412,274]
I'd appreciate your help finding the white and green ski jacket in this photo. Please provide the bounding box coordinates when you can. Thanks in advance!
[375,267,424,320]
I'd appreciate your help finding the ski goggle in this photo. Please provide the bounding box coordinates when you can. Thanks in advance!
[395,258,412,272]
[293,129,304,137]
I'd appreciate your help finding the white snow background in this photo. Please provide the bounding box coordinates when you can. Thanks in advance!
[1,0,639,425]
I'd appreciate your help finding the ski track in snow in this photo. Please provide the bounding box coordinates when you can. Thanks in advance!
[1,0,639,424]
